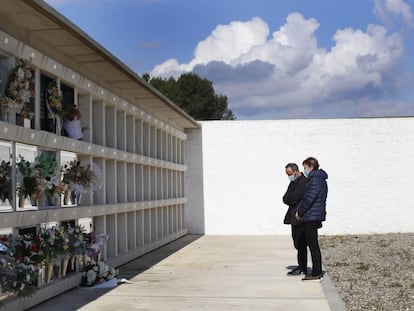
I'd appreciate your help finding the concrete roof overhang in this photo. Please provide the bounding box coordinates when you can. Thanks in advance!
[0,0,199,130]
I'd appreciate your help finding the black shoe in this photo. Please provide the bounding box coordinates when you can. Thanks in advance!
[302,274,324,282]
[287,267,302,276]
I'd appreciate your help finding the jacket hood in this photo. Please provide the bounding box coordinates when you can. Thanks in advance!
[310,169,328,179]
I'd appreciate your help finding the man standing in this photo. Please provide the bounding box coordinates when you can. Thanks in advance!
[296,157,328,281]
[283,163,307,276]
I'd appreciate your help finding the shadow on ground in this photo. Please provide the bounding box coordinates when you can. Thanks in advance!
[28,235,202,311]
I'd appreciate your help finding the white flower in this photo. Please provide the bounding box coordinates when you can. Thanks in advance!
[86,270,97,285]
[17,67,25,80]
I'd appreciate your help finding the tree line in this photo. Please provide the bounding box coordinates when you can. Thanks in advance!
[142,73,235,120]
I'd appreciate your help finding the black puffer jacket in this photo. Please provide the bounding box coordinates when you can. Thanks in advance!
[282,174,307,226]
[296,169,328,222]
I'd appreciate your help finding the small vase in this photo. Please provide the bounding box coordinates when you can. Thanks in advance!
[64,190,71,205]
[54,260,62,279]
[38,195,46,209]
[76,191,83,205]
[24,118,31,128]
[19,196,25,208]
[38,193,55,209]
[62,258,69,277]
[46,262,54,283]
[37,264,44,288]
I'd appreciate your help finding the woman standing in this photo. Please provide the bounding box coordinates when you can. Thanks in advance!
[295,157,328,281]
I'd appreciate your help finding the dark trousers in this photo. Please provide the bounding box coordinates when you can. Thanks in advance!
[291,224,307,272]
[303,221,322,276]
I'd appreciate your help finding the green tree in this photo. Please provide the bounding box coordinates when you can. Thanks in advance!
[143,73,235,120]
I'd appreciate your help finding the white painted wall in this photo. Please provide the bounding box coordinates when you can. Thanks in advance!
[185,118,414,235]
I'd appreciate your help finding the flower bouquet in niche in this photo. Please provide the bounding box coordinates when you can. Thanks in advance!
[64,225,86,274]
[16,154,67,208]
[46,79,64,135]
[80,232,119,287]
[2,233,44,296]
[62,160,101,206]
[37,226,67,282]
[0,58,34,124]
[81,259,118,287]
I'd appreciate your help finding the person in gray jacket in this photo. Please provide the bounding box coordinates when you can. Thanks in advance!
[296,157,328,281]
[283,163,307,275]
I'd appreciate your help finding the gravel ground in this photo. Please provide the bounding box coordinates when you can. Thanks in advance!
[320,233,414,311]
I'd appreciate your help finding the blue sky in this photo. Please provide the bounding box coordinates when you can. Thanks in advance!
[44,0,414,120]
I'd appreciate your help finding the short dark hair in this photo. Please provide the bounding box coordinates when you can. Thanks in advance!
[303,157,319,170]
[285,163,299,172]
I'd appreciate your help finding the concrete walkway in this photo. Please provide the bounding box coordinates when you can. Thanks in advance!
[29,235,347,311]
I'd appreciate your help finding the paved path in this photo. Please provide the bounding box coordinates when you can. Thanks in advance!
[29,235,347,311]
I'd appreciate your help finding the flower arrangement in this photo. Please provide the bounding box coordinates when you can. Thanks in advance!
[16,156,39,203]
[84,232,109,259]
[0,227,117,297]
[81,259,118,287]
[37,226,68,263]
[46,80,64,117]
[1,58,34,120]
[65,225,86,256]
[0,160,12,203]
[16,154,67,207]
[1,234,42,297]
[62,160,101,203]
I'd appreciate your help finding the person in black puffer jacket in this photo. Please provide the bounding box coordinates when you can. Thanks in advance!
[282,163,307,276]
[295,157,328,281]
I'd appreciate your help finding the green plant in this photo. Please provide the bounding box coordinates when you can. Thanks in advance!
[16,154,67,204]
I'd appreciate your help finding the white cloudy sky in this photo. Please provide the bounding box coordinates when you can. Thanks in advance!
[46,0,414,119]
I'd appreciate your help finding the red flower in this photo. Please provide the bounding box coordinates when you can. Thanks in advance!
[31,244,38,252]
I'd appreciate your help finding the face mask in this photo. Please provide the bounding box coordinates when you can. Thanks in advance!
[288,175,297,182]
[303,169,309,177]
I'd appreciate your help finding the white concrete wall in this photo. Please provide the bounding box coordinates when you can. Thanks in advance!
[185,118,414,235]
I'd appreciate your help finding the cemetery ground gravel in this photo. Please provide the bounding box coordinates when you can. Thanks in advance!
[320,233,414,311]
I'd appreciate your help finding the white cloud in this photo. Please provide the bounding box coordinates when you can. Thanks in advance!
[151,2,414,119]
[191,17,269,66]
[151,17,269,77]
[374,0,414,30]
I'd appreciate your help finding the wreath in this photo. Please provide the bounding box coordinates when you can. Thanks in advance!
[47,79,64,117]
[1,58,34,119]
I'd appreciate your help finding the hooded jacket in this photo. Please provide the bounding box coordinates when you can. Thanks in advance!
[296,169,328,222]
